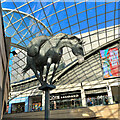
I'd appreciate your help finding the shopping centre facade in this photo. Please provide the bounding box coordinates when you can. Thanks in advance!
[8,26,120,113]
[0,1,120,119]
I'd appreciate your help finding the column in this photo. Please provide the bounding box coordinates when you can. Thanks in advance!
[25,97,29,112]
[107,84,113,104]
[42,91,45,110]
[29,97,32,112]
[0,90,2,118]
[8,103,12,114]
[54,101,56,109]
[81,87,87,107]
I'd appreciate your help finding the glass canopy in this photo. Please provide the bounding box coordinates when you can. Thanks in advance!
[1,0,119,84]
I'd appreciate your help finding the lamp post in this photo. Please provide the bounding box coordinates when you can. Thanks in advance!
[39,84,55,120]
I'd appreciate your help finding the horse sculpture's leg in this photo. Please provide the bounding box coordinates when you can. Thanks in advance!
[31,64,44,85]
[50,62,59,84]
[22,64,30,76]
[39,66,44,82]
[45,57,52,83]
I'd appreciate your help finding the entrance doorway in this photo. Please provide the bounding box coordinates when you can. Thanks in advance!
[12,102,25,113]
[29,95,42,112]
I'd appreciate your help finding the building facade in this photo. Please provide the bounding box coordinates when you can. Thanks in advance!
[0,4,10,119]
[8,26,120,113]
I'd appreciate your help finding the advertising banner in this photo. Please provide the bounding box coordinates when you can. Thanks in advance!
[100,47,120,79]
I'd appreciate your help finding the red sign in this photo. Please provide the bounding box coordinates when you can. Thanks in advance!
[100,47,120,78]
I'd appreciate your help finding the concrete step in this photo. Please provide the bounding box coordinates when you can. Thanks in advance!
[3,104,119,119]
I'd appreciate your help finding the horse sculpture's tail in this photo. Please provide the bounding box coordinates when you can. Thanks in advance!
[22,64,30,76]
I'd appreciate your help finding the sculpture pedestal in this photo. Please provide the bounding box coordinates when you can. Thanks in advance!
[39,84,56,120]
[39,84,56,91]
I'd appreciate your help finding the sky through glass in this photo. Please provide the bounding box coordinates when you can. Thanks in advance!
[1,0,119,83]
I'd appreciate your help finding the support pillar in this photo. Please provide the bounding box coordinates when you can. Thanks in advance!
[107,83,113,104]
[54,101,56,109]
[81,87,87,107]
[42,91,45,110]
[29,97,32,112]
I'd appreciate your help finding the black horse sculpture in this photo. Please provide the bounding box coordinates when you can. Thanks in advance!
[23,33,84,86]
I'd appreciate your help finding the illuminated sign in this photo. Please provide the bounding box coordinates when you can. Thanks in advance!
[100,47,120,79]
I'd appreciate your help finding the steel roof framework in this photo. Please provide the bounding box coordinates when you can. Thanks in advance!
[1,0,120,94]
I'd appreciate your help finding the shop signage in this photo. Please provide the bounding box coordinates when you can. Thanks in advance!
[60,94,79,99]
[50,94,79,100]
[85,89,107,94]
[50,96,60,100]
[100,47,120,79]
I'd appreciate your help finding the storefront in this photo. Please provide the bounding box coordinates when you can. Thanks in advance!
[11,102,25,113]
[85,87,108,106]
[8,97,29,114]
[50,90,82,110]
[29,95,42,112]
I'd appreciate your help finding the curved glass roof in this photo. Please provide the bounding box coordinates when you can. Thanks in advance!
[1,0,120,84]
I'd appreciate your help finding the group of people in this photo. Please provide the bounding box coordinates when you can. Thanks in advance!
[87,97,93,106]
[87,95,109,106]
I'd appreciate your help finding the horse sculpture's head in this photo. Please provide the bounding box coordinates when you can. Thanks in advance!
[72,43,84,64]
[66,35,84,64]
[59,33,84,64]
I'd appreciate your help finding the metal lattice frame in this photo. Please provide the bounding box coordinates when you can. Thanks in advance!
[1,1,120,104]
